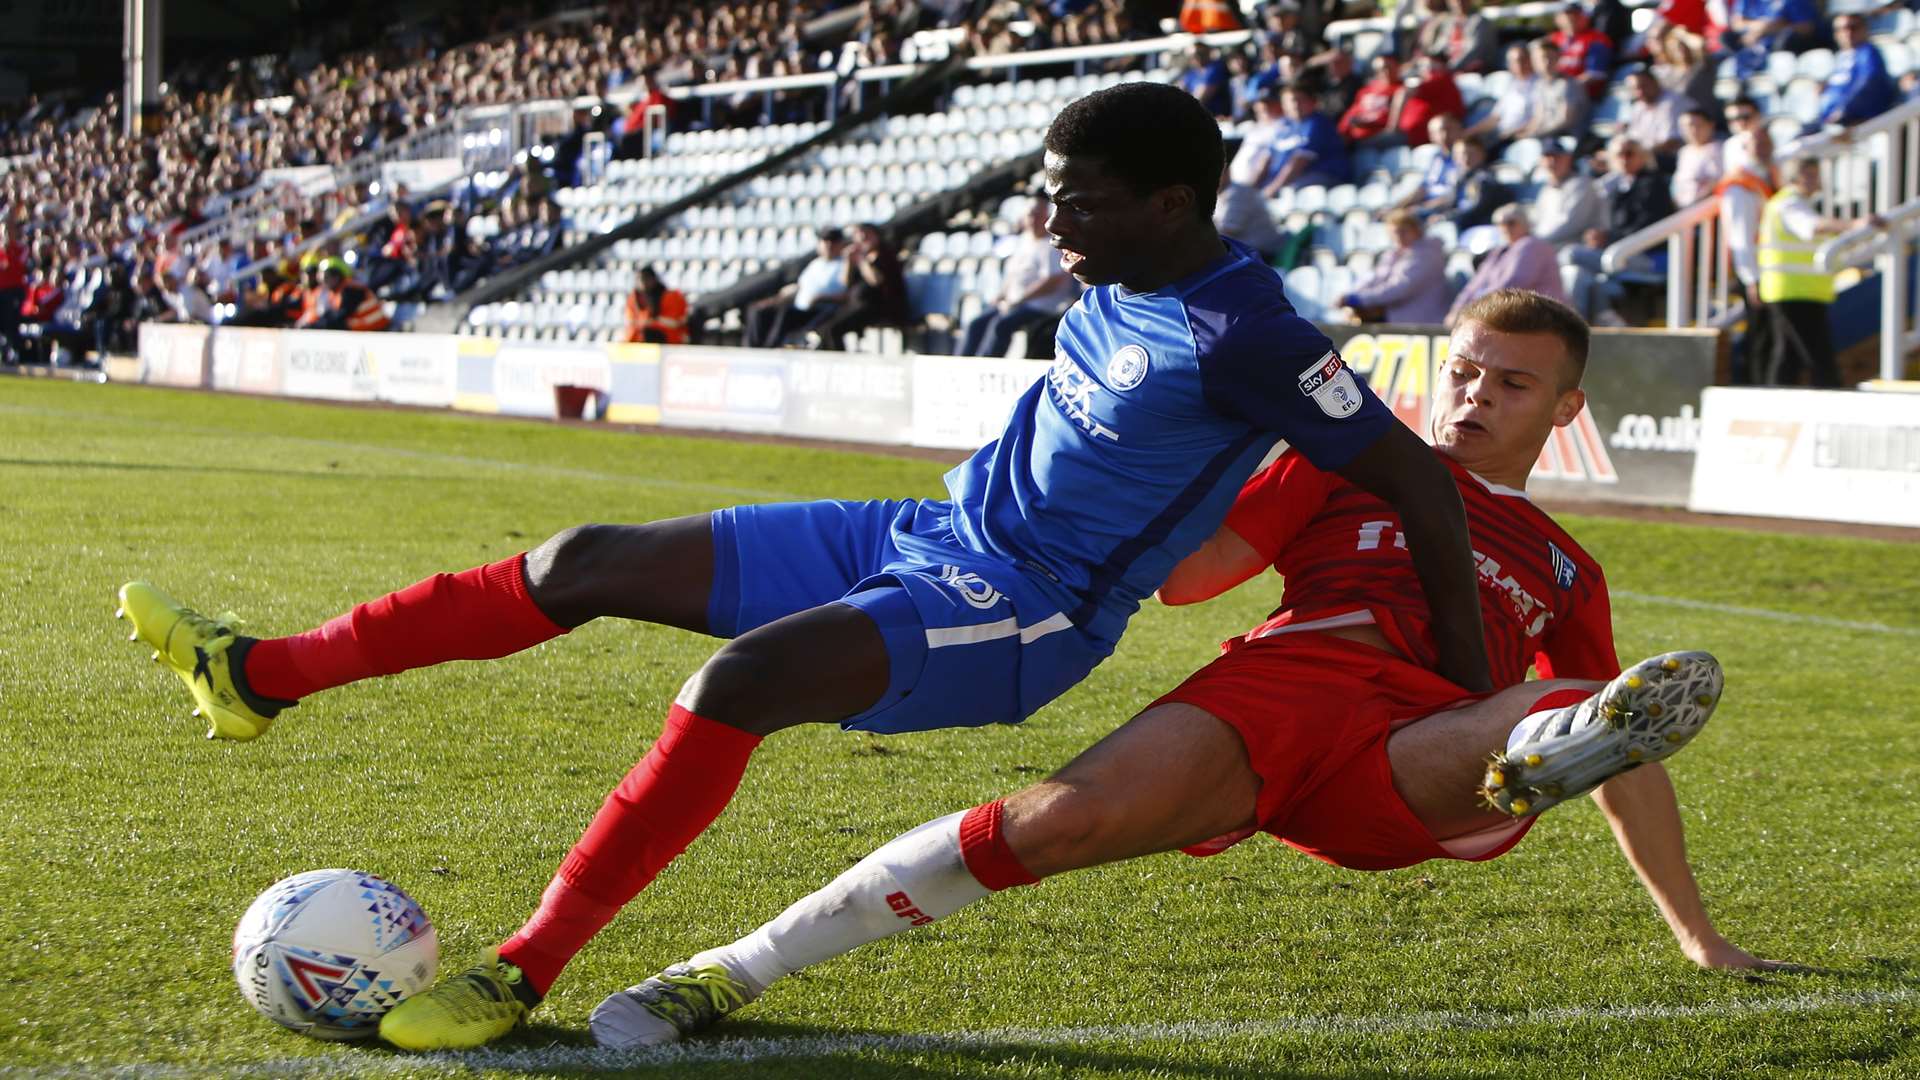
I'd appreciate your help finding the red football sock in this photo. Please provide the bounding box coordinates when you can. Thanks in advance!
[957,799,1039,890]
[498,705,762,994]
[242,554,566,702]
[1527,687,1596,714]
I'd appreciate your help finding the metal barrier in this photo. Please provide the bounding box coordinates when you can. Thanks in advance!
[1602,198,1735,329]
[1817,198,1920,380]
[1606,96,1920,331]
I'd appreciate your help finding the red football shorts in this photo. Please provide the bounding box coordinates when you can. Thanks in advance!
[1153,631,1535,871]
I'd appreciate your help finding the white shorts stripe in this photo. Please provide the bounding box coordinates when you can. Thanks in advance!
[924,611,1076,649]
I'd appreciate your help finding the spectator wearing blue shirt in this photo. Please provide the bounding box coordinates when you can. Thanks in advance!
[1245,34,1288,103]
[1816,15,1897,128]
[1730,0,1820,75]
[1262,84,1354,192]
[1179,43,1234,117]
[1389,114,1465,217]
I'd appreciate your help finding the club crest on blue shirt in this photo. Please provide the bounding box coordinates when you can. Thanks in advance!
[1107,344,1149,390]
[1548,541,1578,589]
[1296,351,1363,418]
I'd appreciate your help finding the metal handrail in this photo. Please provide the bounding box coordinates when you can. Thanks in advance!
[1815,201,1920,272]
[1814,196,1920,379]
[1601,197,1721,273]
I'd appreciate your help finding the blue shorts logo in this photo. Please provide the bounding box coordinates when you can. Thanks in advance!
[938,565,1004,609]
[1548,541,1577,589]
[1107,345,1149,391]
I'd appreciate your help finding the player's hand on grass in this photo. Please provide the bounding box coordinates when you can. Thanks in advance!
[1684,934,1800,972]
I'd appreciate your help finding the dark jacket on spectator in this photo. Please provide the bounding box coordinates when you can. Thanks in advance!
[1610,171,1678,238]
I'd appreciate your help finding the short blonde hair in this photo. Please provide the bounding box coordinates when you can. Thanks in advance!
[1383,209,1422,232]
[1452,289,1589,389]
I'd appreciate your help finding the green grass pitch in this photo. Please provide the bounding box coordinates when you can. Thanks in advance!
[2,378,1918,1079]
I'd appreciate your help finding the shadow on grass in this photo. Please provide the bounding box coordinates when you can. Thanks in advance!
[404,1018,1492,1080]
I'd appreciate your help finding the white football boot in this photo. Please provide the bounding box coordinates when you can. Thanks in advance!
[1483,650,1723,817]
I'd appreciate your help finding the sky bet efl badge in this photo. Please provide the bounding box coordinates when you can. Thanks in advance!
[1298,351,1363,418]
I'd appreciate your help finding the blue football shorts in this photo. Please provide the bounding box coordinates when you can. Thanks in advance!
[706,498,1113,734]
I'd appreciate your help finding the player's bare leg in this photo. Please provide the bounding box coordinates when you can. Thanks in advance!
[591,700,1261,1049]
[1385,678,1599,839]
[999,703,1260,874]
[521,517,717,631]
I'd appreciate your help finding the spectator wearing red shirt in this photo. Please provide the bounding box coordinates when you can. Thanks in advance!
[1397,55,1467,146]
[1339,54,1404,147]
[0,220,26,362]
[367,201,417,293]
[1551,7,1616,100]
[17,259,67,364]
[1649,0,1712,40]
[618,70,674,159]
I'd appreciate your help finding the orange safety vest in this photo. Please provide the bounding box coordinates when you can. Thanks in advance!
[624,288,688,344]
[1714,163,1779,202]
[344,284,391,331]
[1179,0,1241,33]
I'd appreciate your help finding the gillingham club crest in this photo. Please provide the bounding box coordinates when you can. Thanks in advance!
[1107,345,1149,390]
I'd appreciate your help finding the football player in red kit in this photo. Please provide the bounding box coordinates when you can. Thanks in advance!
[587,289,1791,1049]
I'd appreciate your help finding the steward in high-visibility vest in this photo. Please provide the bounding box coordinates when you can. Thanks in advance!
[623,266,689,344]
[1753,156,1878,387]
[299,258,392,332]
[1757,187,1834,304]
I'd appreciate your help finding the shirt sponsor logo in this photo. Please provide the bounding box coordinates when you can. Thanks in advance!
[1106,344,1149,390]
[1046,356,1120,442]
[1548,541,1578,590]
[1297,351,1363,418]
[1355,520,1554,636]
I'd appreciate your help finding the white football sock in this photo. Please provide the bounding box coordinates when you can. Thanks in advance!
[691,810,989,995]
[1505,707,1562,753]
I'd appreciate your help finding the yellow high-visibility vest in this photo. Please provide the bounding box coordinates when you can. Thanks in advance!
[1758,188,1835,304]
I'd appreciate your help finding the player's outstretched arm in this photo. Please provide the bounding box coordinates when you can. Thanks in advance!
[1332,423,1494,692]
[1158,526,1267,605]
[1591,762,1795,971]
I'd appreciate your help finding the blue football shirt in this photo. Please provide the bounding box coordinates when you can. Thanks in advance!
[944,239,1394,643]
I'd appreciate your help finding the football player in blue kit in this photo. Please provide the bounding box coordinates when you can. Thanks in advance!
[117,81,1492,1050]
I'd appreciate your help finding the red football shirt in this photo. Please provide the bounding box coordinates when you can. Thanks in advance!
[1223,447,1619,688]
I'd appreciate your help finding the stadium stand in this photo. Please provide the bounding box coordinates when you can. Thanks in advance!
[11,0,1920,374]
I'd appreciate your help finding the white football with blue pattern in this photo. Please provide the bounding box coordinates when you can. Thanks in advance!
[232,868,438,1040]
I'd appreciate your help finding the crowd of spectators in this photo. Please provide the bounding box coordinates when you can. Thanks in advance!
[1196,0,1914,348]
[0,0,976,363]
[4,0,1915,371]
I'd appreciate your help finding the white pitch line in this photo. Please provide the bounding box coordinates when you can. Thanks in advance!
[6,987,1915,1078]
[1612,590,1920,638]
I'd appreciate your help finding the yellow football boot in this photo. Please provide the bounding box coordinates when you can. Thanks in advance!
[116,581,289,740]
[380,951,540,1051]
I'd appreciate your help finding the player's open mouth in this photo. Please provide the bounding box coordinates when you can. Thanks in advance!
[1058,247,1087,272]
[1451,419,1487,435]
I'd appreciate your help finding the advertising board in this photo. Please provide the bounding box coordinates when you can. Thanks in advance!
[659,346,789,433]
[493,344,612,417]
[368,334,458,408]
[783,351,913,443]
[281,330,377,401]
[208,326,285,395]
[137,323,210,388]
[1690,387,1920,527]
[909,355,1047,450]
